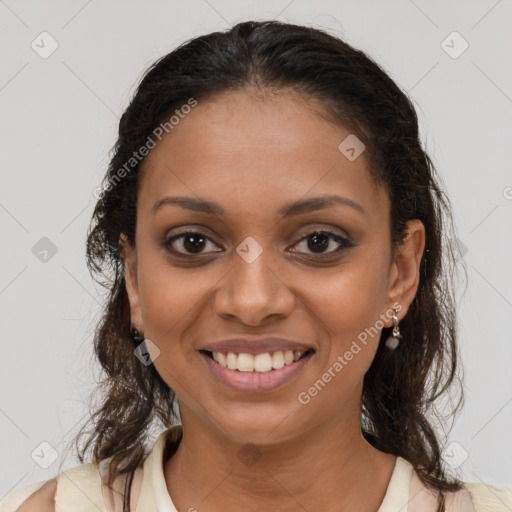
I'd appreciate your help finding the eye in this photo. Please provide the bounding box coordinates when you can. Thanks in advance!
[289,229,353,257]
[163,228,353,258]
[164,230,222,256]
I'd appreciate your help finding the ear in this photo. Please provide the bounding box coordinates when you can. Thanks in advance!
[385,219,426,325]
[119,233,143,330]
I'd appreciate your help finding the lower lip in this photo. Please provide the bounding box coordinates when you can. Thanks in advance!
[200,351,315,392]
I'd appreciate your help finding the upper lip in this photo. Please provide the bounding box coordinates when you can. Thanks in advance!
[199,337,315,355]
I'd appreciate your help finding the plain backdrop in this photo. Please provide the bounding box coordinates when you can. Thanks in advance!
[1,0,511,498]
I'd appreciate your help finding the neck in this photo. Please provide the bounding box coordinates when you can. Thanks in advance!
[164,407,396,512]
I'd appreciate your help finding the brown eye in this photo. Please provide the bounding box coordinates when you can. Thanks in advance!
[164,231,222,256]
[290,230,352,257]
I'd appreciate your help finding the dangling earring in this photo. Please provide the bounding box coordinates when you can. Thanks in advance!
[131,327,144,347]
[385,309,402,350]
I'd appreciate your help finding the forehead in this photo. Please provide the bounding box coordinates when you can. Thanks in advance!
[137,89,387,221]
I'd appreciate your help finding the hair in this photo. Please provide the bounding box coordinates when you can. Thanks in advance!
[68,19,467,512]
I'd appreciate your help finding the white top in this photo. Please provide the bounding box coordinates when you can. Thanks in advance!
[2,425,511,511]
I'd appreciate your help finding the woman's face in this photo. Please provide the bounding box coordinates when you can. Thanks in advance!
[121,89,424,445]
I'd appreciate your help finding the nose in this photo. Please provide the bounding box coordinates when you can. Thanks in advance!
[213,250,296,326]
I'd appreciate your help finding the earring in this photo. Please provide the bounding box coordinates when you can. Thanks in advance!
[131,327,144,347]
[385,309,402,350]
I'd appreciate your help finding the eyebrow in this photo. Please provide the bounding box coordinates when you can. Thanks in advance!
[151,194,366,217]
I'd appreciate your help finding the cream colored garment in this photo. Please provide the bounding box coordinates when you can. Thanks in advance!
[2,425,511,512]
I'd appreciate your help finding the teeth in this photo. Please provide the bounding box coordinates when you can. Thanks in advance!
[217,352,227,367]
[226,352,238,370]
[237,353,254,372]
[211,349,309,373]
[272,351,284,369]
[284,350,294,365]
[254,353,273,372]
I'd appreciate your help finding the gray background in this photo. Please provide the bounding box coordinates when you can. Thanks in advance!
[1,0,511,498]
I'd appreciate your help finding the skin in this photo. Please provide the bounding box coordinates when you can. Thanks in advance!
[119,88,425,512]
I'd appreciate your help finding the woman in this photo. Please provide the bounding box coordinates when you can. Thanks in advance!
[2,19,511,512]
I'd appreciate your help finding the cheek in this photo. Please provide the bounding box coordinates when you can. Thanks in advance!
[139,284,202,401]
[134,256,208,380]
[293,265,388,417]
[308,263,388,337]
[137,241,216,333]
[300,257,389,375]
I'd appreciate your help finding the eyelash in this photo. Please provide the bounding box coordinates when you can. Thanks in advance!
[163,228,353,259]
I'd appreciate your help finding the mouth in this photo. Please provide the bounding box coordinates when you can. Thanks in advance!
[199,348,316,392]
[200,348,315,372]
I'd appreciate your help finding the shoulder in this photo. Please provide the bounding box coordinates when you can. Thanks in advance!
[1,462,103,512]
[1,478,57,512]
[463,481,512,511]
[408,464,512,512]
[430,480,512,512]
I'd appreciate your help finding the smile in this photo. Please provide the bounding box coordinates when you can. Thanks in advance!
[199,349,315,392]
[202,349,314,373]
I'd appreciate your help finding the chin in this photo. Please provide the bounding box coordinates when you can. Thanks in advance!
[214,409,303,446]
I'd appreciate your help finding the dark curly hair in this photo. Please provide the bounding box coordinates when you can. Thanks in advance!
[61,19,467,512]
